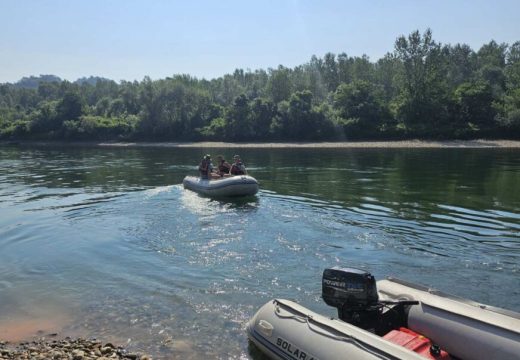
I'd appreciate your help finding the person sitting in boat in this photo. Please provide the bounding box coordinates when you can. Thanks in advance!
[216,155,231,177]
[230,155,247,175]
[198,154,214,179]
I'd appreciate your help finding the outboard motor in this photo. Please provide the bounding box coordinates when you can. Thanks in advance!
[322,267,380,331]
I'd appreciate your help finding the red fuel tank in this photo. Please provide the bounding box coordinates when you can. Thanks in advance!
[383,327,451,359]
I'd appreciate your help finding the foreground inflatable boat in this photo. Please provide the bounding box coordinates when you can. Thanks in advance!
[247,267,520,360]
[183,175,259,197]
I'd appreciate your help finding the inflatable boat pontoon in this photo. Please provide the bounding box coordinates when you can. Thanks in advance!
[183,175,259,197]
[247,267,520,360]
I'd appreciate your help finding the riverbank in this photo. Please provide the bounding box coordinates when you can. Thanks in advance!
[0,337,152,359]
[2,139,520,148]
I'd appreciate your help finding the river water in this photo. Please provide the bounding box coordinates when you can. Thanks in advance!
[0,145,519,358]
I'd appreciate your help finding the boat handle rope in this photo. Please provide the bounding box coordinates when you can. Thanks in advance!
[274,303,397,360]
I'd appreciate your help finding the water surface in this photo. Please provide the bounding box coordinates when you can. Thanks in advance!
[0,145,519,358]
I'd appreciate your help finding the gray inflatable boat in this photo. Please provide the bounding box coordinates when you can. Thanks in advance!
[183,175,259,197]
[247,268,520,360]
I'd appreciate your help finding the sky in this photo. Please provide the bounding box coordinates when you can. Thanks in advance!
[1,0,519,83]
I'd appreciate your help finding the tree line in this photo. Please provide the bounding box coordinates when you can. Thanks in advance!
[1,29,519,142]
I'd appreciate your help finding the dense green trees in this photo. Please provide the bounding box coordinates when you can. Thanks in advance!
[334,81,389,139]
[271,90,335,140]
[1,30,519,142]
[393,29,450,136]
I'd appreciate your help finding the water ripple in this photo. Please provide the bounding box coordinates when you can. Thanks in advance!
[1,146,520,358]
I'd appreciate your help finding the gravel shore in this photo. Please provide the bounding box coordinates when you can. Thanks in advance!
[96,139,520,148]
[3,139,520,148]
[0,338,152,360]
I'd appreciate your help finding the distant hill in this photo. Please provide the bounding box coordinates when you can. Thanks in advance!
[7,75,112,89]
[13,75,62,89]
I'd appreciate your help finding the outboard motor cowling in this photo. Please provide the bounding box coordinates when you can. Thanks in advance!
[322,267,380,330]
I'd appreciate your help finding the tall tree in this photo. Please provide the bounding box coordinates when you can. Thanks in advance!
[267,66,293,103]
[453,81,496,135]
[476,41,508,96]
[445,44,477,88]
[322,52,339,92]
[394,29,449,136]
[56,92,85,123]
[334,80,389,139]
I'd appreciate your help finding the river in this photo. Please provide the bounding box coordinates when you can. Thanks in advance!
[0,145,519,358]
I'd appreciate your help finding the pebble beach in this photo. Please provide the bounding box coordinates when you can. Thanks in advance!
[3,139,520,149]
[0,338,152,360]
[96,139,520,148]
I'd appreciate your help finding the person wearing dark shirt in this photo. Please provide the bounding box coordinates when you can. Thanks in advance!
[230,155,247,175]
[198,154,214,179]
[216,155,231,177]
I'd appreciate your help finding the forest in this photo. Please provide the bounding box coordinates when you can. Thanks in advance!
[1,29,519,142]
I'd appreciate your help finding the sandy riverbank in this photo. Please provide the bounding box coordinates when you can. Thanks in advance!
[3,139,520,148]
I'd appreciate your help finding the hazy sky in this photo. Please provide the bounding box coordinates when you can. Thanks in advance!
[1,0,519,83]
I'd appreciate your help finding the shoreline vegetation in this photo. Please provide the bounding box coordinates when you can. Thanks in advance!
[1,29,520,143]
[3,139,520,148]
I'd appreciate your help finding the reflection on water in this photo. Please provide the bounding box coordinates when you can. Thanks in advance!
[0,145,519,358]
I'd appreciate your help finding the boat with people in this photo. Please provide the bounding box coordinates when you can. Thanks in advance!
[183,174,259,197]
[184,153,258,197]
[247,267,520,360]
